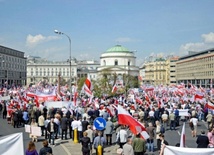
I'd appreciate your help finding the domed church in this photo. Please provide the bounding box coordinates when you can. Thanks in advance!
[97,45,139,77]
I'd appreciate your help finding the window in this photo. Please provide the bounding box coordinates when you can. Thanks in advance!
[103,60,106,66]
[114,60,118,66]
[128,61,130,66]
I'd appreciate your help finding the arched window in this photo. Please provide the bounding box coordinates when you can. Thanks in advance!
[114,60,118,66]
[103,60,106,66]
[128,60,130,66]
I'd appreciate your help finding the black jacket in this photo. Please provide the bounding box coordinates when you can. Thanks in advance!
[196,134,209,148]
[61,117,68,130]
[39,146,52,155]
[80,137,92,152]
[47,121,58,133]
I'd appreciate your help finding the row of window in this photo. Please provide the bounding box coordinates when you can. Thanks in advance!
[103,60,131,66]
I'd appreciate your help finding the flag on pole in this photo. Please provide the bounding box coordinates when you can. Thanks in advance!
[111,84,117,93]
[180,123,185,147]
[117,105,149,139]
[83,78,93,97]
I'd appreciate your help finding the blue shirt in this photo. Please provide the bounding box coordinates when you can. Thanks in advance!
[93,136,106,148]
[23,111,29,121]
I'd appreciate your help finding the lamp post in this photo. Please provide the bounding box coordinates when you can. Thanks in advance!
[54,29,72,101]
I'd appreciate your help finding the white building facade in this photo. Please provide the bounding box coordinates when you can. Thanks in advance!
[97,45,139,77]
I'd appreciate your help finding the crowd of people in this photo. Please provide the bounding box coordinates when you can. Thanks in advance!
[1,84,214,155]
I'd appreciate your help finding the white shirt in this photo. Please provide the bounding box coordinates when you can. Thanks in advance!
[77,120,82,131]
[71,120,78,130]
[54,118,60,125]
[117,129,128,143]
[149,110,154,117]
[190,118,198,126]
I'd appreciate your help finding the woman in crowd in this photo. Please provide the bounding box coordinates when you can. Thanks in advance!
[39,140,53,155]
[25,141,38,155]
[80,131,92,155]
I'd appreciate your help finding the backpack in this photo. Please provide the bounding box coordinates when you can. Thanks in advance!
[160,125,165,134]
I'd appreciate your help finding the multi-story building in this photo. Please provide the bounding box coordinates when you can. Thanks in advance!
[77,60,100,80]
[0,45,26,86]
[140,57,170,86]
[176,48,214,87]
[169,56,179,85]
[26,56,77,86]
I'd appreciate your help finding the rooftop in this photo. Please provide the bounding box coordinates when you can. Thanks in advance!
[105,45,131,53]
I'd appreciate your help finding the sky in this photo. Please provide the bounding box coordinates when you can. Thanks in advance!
[1,0,214,66]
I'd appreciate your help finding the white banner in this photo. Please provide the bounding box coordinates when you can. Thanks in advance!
[0,133,24,155]
[31,126,42,136]
[164,145,214,155]
[44,101,71,109]
[25,124,31,133]
[0,95,10,101]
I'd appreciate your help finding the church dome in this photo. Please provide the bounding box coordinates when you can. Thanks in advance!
[105,45,130,53]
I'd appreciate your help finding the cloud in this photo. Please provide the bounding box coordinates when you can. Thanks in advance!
[179,32,214,55]
[26,34,59,47]
[202,32,214,43]
[115,37,141,43]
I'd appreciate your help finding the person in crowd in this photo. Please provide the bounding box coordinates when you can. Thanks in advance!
[174,107,180,126]
[43,106,48,120]
[71,117,78,141]
[102,109,110,121]
[29,119,38,142]
[2,102,7,119]
[23,109,29,124]
[169,110,175,130]
[82,116,89,132]
[155,120,162,151]
[38,113,45,136]
[190,116,198,137]
[47,118,58,145]
[12,109,19,128]
[196,130,209,148]
[123,136,134,155]
[206,111,213,129]
[68,115,73,139]
[207,127,214,148]
[161,111,168,130]
[25,141,39,155]
[159,134,169,146]
[61,114,68,140]
[35,108,41,123]
[54,112,61,139]
[104,117,114,145]
[93,131,106,155]
[116,125,128,148]
[80,131,92,155]
[146,122,155,153]
[85,125,93,145]
[44,116,51,140]
[39,140,53,155]
[132,133,146,155]
[77,117,83,141]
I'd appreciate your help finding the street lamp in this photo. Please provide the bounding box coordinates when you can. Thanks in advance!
[54,29,72,101]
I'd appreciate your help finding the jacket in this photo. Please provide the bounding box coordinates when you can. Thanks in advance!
[196,134,209,148]
[80,137,92,152]
[61,117,68,130]
[104,120,114,135]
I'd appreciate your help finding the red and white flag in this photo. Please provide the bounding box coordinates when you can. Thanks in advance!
[180,123,185,147]
[83,78,93,97]
[111,84,117,93]
[207,102,214,110]
[117,105,148,139]
[194,92,204,100]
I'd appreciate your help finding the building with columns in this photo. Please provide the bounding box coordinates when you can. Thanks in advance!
[26,56,77,86]
[97,45,139,79]
[0,45,26,86]
[176,48,214,87]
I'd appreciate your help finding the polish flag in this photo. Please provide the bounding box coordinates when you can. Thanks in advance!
[135,97,143,104]
[111,84,117,93]
[106,105,115,116]
[207,102,214,110]
[117,105,148,138]
[180,123,185,147]
[84,78,93,96]
[194,92,204,100]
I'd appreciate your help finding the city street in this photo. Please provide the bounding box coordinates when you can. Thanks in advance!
[0,117,67,155]
[0,115,208,155]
